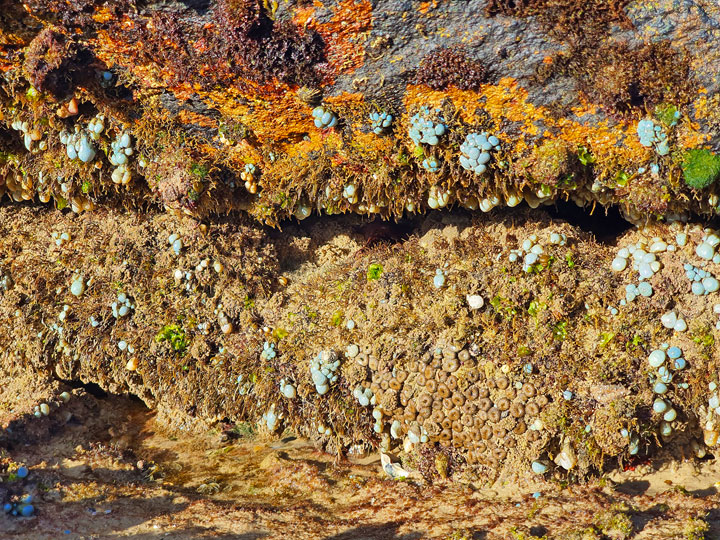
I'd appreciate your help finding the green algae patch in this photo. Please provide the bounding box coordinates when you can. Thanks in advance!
[682,149,720,190]
[156,324,189,355]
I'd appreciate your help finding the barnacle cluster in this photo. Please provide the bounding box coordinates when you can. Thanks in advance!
[422,156,440,173]
[241,163,259,194]
[60,128,96,163]
[647,345,687,439]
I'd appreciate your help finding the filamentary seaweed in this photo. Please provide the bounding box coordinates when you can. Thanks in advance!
[415,47,488,91]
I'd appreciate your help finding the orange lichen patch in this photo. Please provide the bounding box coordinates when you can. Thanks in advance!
[177,110,218,129]
[348,130,396,161]
[419,1,439,13]
[218,139,264,169]
[325,92,367,121]
[0,29,27,72]
[690,88,712,120]
[571,98,598,118]
[403,76,663,175]
[479,78,546,134]
[676,122,711,149]
[92,24,169,89]
[285,129,345,160]
[92,6,115,24]
[201,85,313,147]
[0,29,27,48]
[0,49,17,72]
[306,0,372,79]
[405,84,486,125]
[555,118,646,179]
[293,5,317,29]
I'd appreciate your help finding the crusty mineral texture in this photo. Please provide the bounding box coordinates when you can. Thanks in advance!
[2,0,720,485]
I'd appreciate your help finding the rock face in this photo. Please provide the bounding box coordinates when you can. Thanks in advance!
[1,0,720,223]
[2,1,720,483]
[1,202,720,481]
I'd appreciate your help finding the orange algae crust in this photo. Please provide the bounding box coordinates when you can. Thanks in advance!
[305,0,373,81]
[2,0,720,226]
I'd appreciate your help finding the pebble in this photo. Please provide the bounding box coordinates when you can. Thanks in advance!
[660,311,677,329]
[653,399,668,413]
[648,349,665,367]
[649,241,667,253]
[466,294,484,310]
[674,318,687,332]
[638,282,653,297]
[696,242,715,260]
[611,257,627,272]
[433,269,446,288]
[70,277,85,297]
[16,466,28,478]
[531,460,548,474]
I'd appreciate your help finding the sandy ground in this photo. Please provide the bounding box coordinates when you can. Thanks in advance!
[2,381,720,540]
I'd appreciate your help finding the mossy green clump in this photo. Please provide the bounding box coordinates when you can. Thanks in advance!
[527,140,581,187]
[654,103,679,127]
[683,516,709,540]
[594,504,633,539]
[566,528,602,540]
[366,263,383,281]
[681,149,720,190]
[156,323,189,354]
[189,163,209,180]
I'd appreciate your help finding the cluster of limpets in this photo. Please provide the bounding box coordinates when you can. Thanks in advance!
[347,343,550,466]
